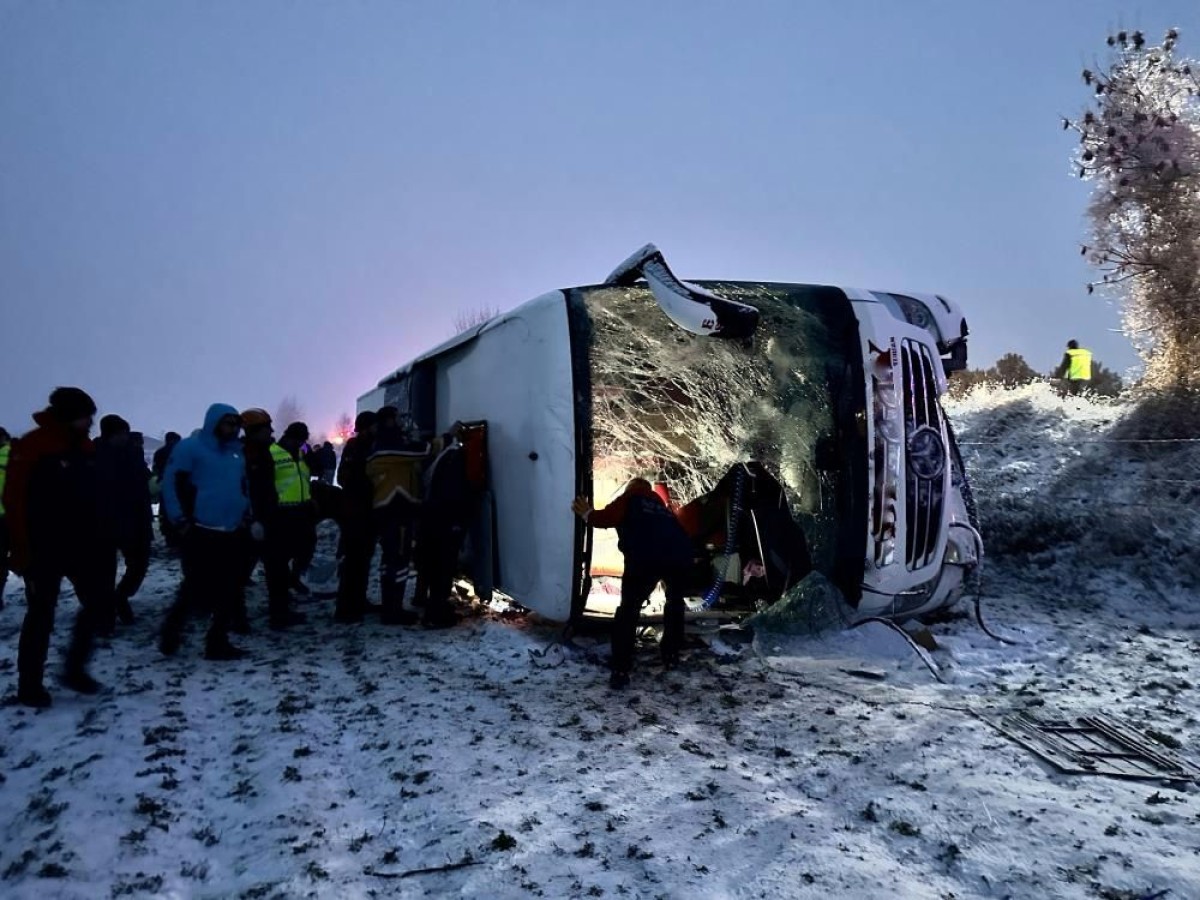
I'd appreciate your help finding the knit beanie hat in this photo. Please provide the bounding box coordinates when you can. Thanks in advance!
[99,414,131,438]
[282,422,310,442]
[49,387,98,422]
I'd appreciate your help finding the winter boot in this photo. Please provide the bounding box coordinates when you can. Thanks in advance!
[115,594,135,625]
[61,669,103,695]
[17,682,52,709]
[380,573,418,626]
[204,640,247,662]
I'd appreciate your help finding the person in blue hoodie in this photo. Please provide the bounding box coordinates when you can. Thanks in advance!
[158,404,251,660]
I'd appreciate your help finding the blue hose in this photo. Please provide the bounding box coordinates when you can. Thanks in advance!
[701,465,746,609]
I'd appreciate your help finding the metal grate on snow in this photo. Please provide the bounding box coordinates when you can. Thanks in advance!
[995,711,1200,783]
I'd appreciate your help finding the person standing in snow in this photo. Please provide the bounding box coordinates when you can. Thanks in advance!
[94,414,153,631]
[1054,339,1093,396]
[317,442,338,485]
[263,422,317,629]
[153,431,183,549]
[158,404,252,661]
[571,478,696,690]
[415,422,473,629]
[366,408,429,625]
[0,427,11,610]
[4,388,107,707]
[334,411,379,624]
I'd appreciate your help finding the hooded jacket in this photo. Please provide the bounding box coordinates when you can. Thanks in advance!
[95,436,153,545]
[2,410,100,574]
[162,404,250,531]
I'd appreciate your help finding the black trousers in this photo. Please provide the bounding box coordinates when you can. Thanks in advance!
[264,505,316,621]
[18,561,105,689]
[375,499,419,621]
[161,527,249,650]
[610,561,687,675]
[335,516,375,620]
[419,520,464,620]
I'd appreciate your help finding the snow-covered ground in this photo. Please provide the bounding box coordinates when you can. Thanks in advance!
[2,383,1199,899]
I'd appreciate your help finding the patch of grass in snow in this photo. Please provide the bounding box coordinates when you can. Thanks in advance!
[180,860,209,881]
[1145,728,1183,749]
[133,793,172,831]
[120,827,148,846]
[141,725,179,745]
[190,825,220,847]
[112,873,164,895]
[227,778,257,800]
[347,831,374,853]
[490,831,517,851]
[15,751,40,770]
[143,746,185,763]
[889,820,921,837]
[3,849,37,878]
[25,788,67,824]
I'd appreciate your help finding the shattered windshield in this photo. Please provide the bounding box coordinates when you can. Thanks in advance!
[575,282,867,594]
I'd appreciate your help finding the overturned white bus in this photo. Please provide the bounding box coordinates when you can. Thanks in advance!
[358,245,981,626]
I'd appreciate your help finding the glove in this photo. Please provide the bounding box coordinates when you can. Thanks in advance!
[250,521,266,543]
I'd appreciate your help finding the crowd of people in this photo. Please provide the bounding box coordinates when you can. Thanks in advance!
[0,388,477,708]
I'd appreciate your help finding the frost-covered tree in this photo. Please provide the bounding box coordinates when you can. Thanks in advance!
[1068,28,1200,389]
[276,395,304,428]
[1089,359,1126,397]
[988,352,1040,388]
[452,305,501,335]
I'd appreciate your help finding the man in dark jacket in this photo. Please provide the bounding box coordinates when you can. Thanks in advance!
[317,442,338,485]
[334,411,378,623]
[4,388,106,707]
[153,431,182,549]
[367,409,429,625]
[94,414,153,630]
[417,423,473,628]
[159,404,251,661]
[572,478,696,689]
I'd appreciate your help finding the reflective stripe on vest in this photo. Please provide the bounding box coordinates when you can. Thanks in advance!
[0,444,9,517]
[270,444,310,505]
[1067,347,1092,381]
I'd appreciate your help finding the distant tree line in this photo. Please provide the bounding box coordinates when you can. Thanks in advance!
[945,351,1125,398]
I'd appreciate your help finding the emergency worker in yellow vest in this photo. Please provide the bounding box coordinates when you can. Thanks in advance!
[0,427,11,609]
[262,422,316,630]
[366,407,430,625]
[1055,339,1093,396]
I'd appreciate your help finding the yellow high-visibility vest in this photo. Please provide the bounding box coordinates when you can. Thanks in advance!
[1067,347,1092,381]
[270,444,310,505]
[0,443,9,517]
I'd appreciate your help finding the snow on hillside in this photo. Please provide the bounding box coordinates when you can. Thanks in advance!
[2,383,1199,899]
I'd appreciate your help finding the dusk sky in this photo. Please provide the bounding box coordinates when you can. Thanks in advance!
[3,1,1198,439]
